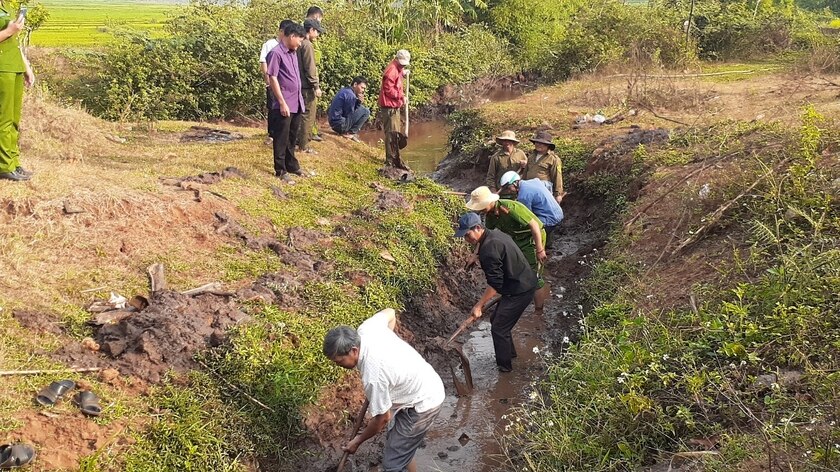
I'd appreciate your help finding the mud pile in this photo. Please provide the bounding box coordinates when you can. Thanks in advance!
[587,127,670,175]
[94,291,248,383]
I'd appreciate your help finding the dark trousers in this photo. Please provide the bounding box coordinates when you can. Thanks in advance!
[490,288,536,370]
[265,87,272,134]
[329,105,371,135]
[545,225,559,249]
[297,88,317,150]
[268,109,302,175]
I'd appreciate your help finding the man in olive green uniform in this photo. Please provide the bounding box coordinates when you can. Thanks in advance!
[466,186,551,316]
[524,131,564,204]
[296,18,324,154]
[0,7,34,182]
[486,130,527,193]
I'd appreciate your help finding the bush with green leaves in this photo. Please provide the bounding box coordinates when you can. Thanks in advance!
[76,0,514,121]
[682,0,824,59]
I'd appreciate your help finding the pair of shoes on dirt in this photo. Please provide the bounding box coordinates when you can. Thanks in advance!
[35,380,102,417]
[0,443,35,469]
[0,167,33,182]
[311,134,323,142]
[299,147,319,155]
[342,133,361,143]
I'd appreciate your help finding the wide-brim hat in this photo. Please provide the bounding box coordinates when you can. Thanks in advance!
[529,130,556,150]
[495,130,519,145]
[466,186,500,211]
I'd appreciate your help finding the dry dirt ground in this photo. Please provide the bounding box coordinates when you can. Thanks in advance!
[1,63,838,470]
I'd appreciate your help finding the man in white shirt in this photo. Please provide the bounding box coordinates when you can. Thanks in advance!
[259,19,294,135]
[324,308,445,472]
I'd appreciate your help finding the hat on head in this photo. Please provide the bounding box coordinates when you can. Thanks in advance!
[303,18,325,34]
[454,212,482,238]
[529,130,556,150]
[395,49,411,66]
[499,171,521,188]
[465,186,500,211]
[495,130,520,145]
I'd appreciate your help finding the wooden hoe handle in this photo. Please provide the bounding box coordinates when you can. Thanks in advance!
[336,399,370,471]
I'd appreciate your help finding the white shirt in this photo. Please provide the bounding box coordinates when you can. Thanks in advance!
[357,310,445,417]
[259,38,279,63]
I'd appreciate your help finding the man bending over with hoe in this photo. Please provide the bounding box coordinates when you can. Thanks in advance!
[324,308,445,472]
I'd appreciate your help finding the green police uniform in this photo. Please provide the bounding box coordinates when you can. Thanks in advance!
[524,150,564,198]
[0,9,25,174]
[484,199,546,288]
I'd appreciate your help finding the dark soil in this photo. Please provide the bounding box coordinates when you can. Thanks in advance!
[12,309,63,335]
[179,126,244,143]
[161,166,246,186]
[92,291,249,383]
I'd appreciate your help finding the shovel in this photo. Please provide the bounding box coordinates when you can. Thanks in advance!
[431,296,502,395]
[335,399,370,472]
[404,73,410,139]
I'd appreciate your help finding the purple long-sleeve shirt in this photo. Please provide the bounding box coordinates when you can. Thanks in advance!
[266,43,305,113]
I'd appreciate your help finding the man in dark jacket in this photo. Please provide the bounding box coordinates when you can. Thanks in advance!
[327,76,370,141]
[296,18,324,155]
[455,212,537,372]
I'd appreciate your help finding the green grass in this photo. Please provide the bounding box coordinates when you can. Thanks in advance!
[31,1,180,47]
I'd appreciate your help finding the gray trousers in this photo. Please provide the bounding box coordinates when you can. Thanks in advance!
[382,405,441,471]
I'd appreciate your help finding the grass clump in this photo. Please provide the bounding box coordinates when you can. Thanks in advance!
[504,108,840,471]
[121,373,248,472]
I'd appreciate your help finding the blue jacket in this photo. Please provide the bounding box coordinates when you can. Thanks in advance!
[517,178,564,227]
[328,87,361,125]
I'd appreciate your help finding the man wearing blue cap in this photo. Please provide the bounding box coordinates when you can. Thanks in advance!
[455,213,537,372]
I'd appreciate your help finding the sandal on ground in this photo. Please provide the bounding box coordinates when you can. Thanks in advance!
[0,443,36,469]
[35,380,75,406]
[73,391,102,417]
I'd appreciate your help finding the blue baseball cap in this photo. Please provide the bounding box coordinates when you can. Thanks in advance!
[454,212,482,238]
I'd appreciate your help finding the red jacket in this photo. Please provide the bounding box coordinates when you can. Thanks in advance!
[378,60,404,109]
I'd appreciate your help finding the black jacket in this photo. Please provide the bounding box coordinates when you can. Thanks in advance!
[478,229,538,296]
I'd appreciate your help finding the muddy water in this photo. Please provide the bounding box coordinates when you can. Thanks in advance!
[357,121,450,173]
[414,310,546,471]
[355,84,526,173]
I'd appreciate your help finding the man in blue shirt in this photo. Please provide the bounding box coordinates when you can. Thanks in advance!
[499,170,564,247]
[328,76,370,142]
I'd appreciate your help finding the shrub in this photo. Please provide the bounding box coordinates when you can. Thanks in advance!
[70,1,515,121]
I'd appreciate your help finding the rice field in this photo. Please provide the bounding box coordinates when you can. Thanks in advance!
[30,0,185,47]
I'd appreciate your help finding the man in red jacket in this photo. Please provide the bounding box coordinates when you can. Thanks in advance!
[378,49,410,170]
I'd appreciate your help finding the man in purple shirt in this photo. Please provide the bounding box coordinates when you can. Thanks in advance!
[266,23,306,180]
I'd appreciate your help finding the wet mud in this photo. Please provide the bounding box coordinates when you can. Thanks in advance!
[93,291,249,384]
